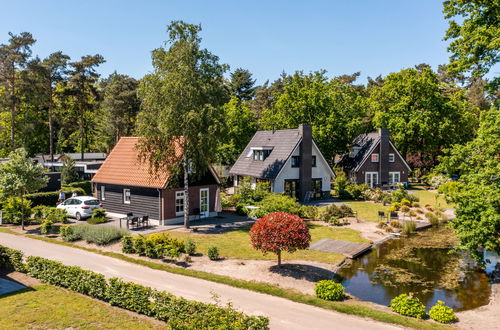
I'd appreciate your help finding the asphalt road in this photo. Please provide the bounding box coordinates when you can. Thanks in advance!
[0,232,400,330]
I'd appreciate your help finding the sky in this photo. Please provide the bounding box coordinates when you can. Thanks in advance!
[0,0,454,85]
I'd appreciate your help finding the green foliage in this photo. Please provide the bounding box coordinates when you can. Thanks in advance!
[426,213,439,226]
[429,300,458,323]
[185,238,196,255]
[87,208,107,224]
[27,256,107,300]
[0,246,25,272]
[301,205,319,220]
[32,205,68,223]
[40,219,53,234]
[362,187,391,203]
[207,246,219,261]
[412,202,420,208]
[63,224,127,245]
[400,206,410,213]
[390,293,426,319]
[63,181,92,195]
[61,156,79,185]
[437,107,500,259]
[25,187,85,207]
[370,65,479,168]
[254,193,303,218]
[134,235,146,256]
[2,197,31,224]
[333,172,350,199]
[319,204,354,225]
[391,185,419,203]
[402,221,417,235]
[345,184,369,200]
[107,278,154,315]
[400,199,411,207]
[121,235,136,254]
[314,280,344,301]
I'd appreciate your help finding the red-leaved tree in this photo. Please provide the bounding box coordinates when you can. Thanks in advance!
[249,212,311,267]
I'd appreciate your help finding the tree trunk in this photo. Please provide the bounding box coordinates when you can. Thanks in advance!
[277,250,281,267]
[183,152,190,229]
[10,70,16,151]
[48,83,54,170]
[80,116,85,161]
[20,193,25,231]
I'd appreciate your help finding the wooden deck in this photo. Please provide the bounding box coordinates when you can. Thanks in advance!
[308,239,373,259]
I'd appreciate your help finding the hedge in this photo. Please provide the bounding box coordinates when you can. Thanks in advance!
[26,187,86,207]
[0,245,269,329]
[63,181,92,195]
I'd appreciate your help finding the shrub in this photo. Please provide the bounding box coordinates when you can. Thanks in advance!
[207,246,219,261]
[319,204,354,224]
[411,202,420,208]
[87,216,107,224]
[425,204,434,211]
[409,210,416,217]
[429,300,458,323]
[68,224,127,245]
[63,181,92,195]
[401,198,411,206]
[250,212,310,266]
[40,219,53,234]
[345,184,369,200]
[400,205,410,213]
[134,235,146,256]
[362,188,391,202]
[391,185,419,203]
[390,220,402,228]
[254,193,303,218]
[145,239,163,259]
[33,205,68,223]
[107,278,154,315]
[426,212,439,226]
[416,208,424,214]
[301,205,319,219]
[25,188,86,207]
[0,246,25,272]
[2,197,32,224]
[235,204,249,216]
[314,280,344,301]
[390,293,426,318]
[27,256,107,300]
[390,202,402,211]
[121,235,136,254]
[440,214,449,223]
[333,172,350,198]
[185,239,196,255]
[428,174,451,189]
[376,221,386,229]
[402,221,416,235]
[59,225,81,242]
[385,226,394,233]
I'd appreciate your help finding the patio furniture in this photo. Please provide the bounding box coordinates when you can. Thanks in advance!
[378,211,386,221]
[390,211,398,220]
[140,215,149,228]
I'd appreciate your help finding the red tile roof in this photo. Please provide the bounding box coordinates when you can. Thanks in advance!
[92,137,181,188]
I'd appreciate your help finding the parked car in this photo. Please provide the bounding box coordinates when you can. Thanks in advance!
[57,196,102,220]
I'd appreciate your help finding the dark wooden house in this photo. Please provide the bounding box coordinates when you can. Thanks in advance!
[92,137,220,225]
[335,128,411,188]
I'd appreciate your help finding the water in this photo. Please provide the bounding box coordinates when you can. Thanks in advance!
[335,227,497,311]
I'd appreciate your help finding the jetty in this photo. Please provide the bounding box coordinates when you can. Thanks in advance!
[308,239,372,259]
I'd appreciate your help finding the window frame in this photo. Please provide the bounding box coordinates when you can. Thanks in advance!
[123,189,131,204]
[100,185,105,201]
[388,153,395,163]
[371,153,379,162]
[312,178,322,199]
[389,172,401,185]
[312,155,317,167]
[175,191,185,216]
[291,156,300,168]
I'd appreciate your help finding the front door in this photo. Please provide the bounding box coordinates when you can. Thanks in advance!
[365,172,379,188]
[199,188,209,218]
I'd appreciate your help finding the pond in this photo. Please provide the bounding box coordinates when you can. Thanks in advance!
[335,227,498,311]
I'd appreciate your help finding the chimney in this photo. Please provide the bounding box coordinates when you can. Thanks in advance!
[298,124,312,201]
[379,128,390,186]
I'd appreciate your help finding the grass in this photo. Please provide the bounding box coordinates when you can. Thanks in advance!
[166,223,367,264]
[408,185,451,209]
[343,200,390,222]
[0,227,449,330]
[0,284,162,329]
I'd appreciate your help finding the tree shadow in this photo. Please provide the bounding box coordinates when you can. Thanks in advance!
[268,263,335,283]
[0,274,34,298]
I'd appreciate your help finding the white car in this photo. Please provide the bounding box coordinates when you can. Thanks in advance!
[57,196,102,221]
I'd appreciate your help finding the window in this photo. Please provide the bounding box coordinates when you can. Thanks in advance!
[123,189,131,204]
[389,172,401,185]
[175,191,185,216]
[389,153,395,162]
[284,180,299,199]
[84,199,100,206]
[312,179,322,199]
[291,156,300,167]
[312,155,317,167]
[371,153,379,162]
[100,185,105,200]
[253,149,271,161]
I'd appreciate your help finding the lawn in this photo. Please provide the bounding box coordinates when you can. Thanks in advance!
[408,185,451,209]
[0,285,162,329]
[166,223,368,264]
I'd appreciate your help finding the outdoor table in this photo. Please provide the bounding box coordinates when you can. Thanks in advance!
[119,214,144,229]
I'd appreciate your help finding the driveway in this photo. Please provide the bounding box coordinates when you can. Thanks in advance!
[0,232,399,330]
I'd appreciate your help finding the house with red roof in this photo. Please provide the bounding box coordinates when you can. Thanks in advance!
[91,137,220,225]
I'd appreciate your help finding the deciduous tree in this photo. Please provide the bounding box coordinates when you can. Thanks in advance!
[249,212,311,267]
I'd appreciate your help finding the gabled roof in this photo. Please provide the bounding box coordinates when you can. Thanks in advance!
[335,131,411,172]
[92,137,181,188]
[229,128,302,179]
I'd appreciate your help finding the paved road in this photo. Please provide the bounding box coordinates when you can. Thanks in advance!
[0,232,399,330]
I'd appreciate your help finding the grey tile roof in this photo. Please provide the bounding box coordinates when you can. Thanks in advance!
[335,132,380,170]
[229,128,302,179]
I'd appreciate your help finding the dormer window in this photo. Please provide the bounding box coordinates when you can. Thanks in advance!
[389,153,395,162]
[371,153,379,162]
[251,147,272,161]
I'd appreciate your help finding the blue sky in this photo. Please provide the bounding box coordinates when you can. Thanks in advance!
[1,0,452,85]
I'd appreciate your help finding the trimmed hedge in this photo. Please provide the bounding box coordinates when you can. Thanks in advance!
[390,293,426,319]
[314,280,344,301]
[26,187,86,207]
[63,181,92,195]
[0,245,25,272]
[0,246,269,329]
